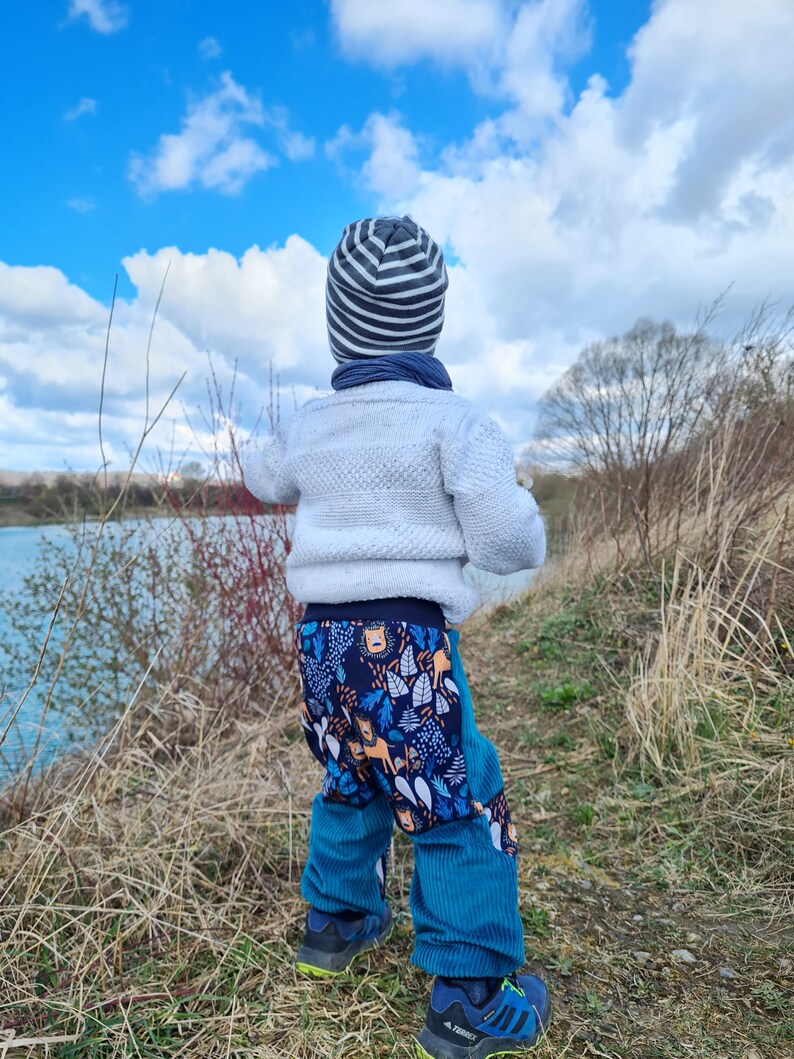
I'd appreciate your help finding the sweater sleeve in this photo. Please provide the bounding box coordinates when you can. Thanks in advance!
[441,408,546,575]
[240,428,300,505]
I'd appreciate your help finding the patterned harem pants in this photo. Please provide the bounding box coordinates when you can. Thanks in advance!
[295,617,525,977]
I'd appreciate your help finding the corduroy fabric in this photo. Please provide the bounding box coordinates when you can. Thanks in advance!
[301,795,393,920]
[326,216,449,364]
[300,628,525,977]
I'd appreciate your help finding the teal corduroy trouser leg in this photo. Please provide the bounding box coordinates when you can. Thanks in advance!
[409,629,524,976]
[299,627,524,978]
[301,793,393,918]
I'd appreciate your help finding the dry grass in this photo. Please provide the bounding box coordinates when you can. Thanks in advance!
[0,666,569,1057]
[614,498,793,896]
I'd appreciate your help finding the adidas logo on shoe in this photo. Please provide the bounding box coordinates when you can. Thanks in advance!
[443,1020,477,1041]
[418,974,552,1058]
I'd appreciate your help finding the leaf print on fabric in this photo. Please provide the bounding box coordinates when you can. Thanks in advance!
[326,756,340,778]
[413,672,432,708]
[414,776,433,810]
[445,751,467,785]
[298,617,482,832]
[339,771,360,797]
[325,732,340,760]
[399,704,421,732]
[400,645,417,677]
[306,697,324,719]
[395,775,416,805]
[378,696,393,729]
[409,625,427,651]
[360,688,386,713]
[386,670,409,699]
[312,716,328,748]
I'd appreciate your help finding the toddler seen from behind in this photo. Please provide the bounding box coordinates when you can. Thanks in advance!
[243,215,551,1058]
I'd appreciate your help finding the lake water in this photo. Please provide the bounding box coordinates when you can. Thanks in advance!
[0,524,75,779]
[0,519,534,785]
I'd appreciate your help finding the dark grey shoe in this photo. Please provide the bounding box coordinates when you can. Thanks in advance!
[295,904,392,976]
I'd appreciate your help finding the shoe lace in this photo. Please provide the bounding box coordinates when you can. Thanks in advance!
[501,975,526,999]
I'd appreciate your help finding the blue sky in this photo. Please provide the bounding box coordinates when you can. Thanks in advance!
[2,0,650,300]
[2,0,793,471]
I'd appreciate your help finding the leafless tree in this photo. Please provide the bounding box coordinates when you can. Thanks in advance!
[536,317,728,564]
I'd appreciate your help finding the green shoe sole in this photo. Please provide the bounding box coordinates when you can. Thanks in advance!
[294,918,393,977]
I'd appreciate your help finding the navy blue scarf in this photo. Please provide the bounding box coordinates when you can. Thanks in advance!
[331,350,453,391]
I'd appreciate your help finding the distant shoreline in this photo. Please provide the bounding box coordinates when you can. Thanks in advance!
[0,504,176,530]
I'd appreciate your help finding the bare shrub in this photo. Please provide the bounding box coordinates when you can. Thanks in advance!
[0,296,299,815]
[535,305,794,573]
[160,364,301,717]
[535,304,794,890]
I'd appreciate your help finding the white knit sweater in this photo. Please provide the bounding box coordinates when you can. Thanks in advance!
[242,380,546,625]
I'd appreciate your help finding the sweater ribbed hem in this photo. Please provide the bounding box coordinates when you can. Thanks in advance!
[287,558,477,626]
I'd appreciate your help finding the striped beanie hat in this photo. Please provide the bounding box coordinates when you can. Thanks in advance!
[326,215,449,363]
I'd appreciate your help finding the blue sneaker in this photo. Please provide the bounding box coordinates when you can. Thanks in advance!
[295,904,392,977]
[416,974,551,1058]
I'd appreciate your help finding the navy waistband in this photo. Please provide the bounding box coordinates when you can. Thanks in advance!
[301,597,447,629]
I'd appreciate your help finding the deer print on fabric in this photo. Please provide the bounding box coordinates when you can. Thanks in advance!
[431,632,452,689]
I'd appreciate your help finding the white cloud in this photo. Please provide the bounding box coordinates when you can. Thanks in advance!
[268,106,316,161]
[199,35,222,60]
[329,113,422,199]
[497,0,589,134]
[331,0,588,120]
[622,0,794,221]
[7,0,794,472]
[129,73,275,196]
[67,0,128,34]
[122,236,328,372]
[0,264,201,470]
[0,241,329,471]
[326,0,794,443]
[282,130,315,162]
[129,72,314,197]
[332,0,507,71]
[63,97,97,121]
